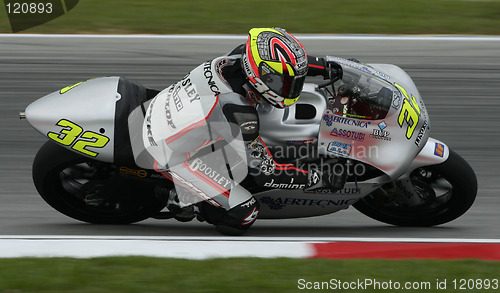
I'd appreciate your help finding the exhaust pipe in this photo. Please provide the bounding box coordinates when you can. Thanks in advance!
[19,112,26,119]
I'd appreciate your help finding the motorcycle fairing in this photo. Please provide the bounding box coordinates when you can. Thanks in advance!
[25,77,121,162]
[254,182,380,219]
[317,58,431,179]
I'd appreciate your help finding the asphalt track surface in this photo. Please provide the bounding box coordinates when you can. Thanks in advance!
[0,35,499,239]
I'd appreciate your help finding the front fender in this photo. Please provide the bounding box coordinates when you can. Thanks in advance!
[404,137,449,176]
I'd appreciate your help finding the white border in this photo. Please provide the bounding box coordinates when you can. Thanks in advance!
[0,236,316,259]
[1,34,500,41]
[2,235,500,243]
[1,236,499,259]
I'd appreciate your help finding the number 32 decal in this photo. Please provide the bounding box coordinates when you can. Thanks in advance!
[47,119,110,157]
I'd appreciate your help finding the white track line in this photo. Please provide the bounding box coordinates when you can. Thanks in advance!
[1,236,499,259]
[1,34,500,41]
[1,235,500,243]
[0,239,313,259]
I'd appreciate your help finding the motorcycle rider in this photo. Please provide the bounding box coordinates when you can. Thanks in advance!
[143,27,345,235]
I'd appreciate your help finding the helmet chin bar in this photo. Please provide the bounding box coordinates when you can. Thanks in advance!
[261,90,286,108]
[243,55,287,108]
[249,78,287,108]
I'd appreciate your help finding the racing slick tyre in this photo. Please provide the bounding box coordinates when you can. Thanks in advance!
[32,141,165,224]
[353,149,477,227]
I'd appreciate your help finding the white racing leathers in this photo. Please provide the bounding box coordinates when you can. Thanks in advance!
[135,57,259,227]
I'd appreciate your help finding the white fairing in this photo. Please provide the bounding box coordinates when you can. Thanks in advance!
[25,77,120,162]
[261,57,431,181]
[407,137,449,172]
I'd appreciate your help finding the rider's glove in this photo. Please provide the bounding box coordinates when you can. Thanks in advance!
[304,159,347,192]
[324,60,343,81]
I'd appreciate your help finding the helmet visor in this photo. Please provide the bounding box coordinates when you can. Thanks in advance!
[262,72,305,100]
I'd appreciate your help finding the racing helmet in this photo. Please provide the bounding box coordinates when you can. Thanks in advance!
[241,28,308,108]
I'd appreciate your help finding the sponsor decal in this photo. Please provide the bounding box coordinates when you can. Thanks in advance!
[248,140,276,175]
[240,197,256,208]
[327,141,351,157]
[119,167,147,178]
[242,53,254,78]
[189,158,232,189]
[323,115,371,128]
[414,120,428,147]
[308,169,321,187]
[285,138,316,145]
[264,178,306,190]
[165,86,177,129]
[149,173,170,180]
[146,96,158,146]
[215,58,229,82]
[434,142,445,157]
[419,99,429,121]
[260,62,274,75]
[240,121,258,132]
[260,196,359,210]
[259,158,276,175]
[181,74,200,103]
[395,180,417,200]
[305,187,361,195]
[203,61,221,96]
[333,111,372,119]
[172,88,183,111]
[170,171,221,207]
[330,128,366,141]
[242,207,259,225]
[392,92,402,109]
[370,121,391,141]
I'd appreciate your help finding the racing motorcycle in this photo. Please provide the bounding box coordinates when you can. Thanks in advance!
[21,56,477,233]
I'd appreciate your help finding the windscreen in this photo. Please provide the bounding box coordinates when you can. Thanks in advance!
[328,65,395,120]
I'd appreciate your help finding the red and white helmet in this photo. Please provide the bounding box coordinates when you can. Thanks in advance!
[241,28,308,108]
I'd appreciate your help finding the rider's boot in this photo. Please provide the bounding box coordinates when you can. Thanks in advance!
[166,189,196,222]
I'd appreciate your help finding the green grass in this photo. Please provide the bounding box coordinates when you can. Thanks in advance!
[0,258,499,292]
[1,0,500,34]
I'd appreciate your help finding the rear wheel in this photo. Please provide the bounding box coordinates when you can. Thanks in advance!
[33,141,166,224]
[353,149,477,226]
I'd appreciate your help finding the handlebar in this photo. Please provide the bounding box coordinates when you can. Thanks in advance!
[318,61,343,94]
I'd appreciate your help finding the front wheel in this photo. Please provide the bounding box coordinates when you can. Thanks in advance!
[32,141,166,224]
[353,149,477,226]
